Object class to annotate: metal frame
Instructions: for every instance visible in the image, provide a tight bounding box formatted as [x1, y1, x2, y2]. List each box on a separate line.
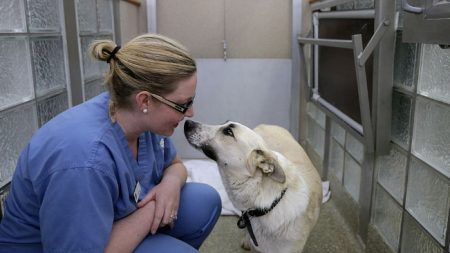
[403, 0, 450, 44]
[63, 0, 84, 106]
[298, 13, 391, 154]
[297, 0, 395, 242]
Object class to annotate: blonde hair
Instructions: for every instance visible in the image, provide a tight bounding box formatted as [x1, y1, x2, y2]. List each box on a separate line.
[89, 33, 196, 114]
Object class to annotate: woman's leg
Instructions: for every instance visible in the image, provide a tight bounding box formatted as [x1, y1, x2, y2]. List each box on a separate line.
[134, 233, 198, 253]
[160, 182, 222, 249]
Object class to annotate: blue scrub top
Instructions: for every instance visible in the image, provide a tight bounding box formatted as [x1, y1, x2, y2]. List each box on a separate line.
[0, 92, 177, 252]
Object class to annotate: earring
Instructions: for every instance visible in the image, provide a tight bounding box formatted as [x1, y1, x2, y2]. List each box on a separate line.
[143, 108, 148, 113]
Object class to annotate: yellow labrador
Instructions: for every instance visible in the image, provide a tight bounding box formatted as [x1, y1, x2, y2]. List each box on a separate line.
[184, 120, 322, 253]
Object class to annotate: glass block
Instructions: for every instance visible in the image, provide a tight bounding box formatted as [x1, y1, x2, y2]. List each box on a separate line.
[329, 138, 344, 182]
[345, 133, 364, 164]
[412, 97, 450, 177]
[372, 185, 402, 251]
[401, 213, 444, 253]
[336, 1, 354, 11]
[37, 92, 69, 127]
[0, 104, 37, 185]
[97, 0, 113, 32]
[418, 44, 450, 104]
[0, 37, 34, 110]
[344, 153, 361, 202]
[306, 102, 326, 129]
[405, 156, 449, 246]
[391, 91, 412, 149]
[80, 36, 101, 81]
[84, 79, 106, 101]
[331, 120, 346, 145]
[77, 0, 97, 33]
[394, 31, 418, 90]
[27, 0, 61, 32]
[0, 0, 26, 32]
[376, 144, 407, 204]
[31, 37, 66, 97]
[354, 0, 374, 9]
[307, 116, 325, 160]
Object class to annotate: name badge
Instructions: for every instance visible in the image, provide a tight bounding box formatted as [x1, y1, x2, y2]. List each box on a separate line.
[133, 182, 142, 203]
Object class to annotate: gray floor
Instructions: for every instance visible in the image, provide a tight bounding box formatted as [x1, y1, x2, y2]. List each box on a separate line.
[200, 200, 364, 253]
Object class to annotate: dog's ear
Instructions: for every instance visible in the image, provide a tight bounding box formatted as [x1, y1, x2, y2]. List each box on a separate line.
[246, 149, 286, 183]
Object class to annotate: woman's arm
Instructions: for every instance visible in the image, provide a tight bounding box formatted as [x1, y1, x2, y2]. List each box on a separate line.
[137, 155, 187, 234]
[104, 200, 156, 253]
[161, 155, 187, 189]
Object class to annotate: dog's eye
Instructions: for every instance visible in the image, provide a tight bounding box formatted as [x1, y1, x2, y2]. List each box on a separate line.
[223, 127, 234, 137]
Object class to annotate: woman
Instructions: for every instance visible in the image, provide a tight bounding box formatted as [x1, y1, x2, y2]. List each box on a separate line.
[0, 33, 221, 252]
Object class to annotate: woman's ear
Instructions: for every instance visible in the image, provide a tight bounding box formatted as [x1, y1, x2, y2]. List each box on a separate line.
[135, 91, 150, 112]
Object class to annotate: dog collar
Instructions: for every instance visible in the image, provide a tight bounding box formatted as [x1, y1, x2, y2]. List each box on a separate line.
[236, 188, 288, 247]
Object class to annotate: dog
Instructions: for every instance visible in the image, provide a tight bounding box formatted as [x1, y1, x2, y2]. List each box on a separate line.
[184, 120, 322, 253]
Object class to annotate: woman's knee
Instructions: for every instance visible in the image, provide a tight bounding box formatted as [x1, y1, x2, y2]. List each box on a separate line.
[182, 183, 222, 212]
[175, 183, 221, 248]
[173, 183, 222, 235]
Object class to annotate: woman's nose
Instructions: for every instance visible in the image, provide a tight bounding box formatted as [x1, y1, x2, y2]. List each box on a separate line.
[184, 106, 194, 117]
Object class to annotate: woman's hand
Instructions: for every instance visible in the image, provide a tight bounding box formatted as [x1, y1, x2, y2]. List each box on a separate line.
[137, 156, 187, 234]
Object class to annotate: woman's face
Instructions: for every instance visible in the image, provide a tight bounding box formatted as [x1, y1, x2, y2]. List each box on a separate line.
[148, 72, 197, 136]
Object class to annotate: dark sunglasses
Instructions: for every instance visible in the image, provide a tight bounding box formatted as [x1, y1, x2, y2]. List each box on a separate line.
[150, 93, 195, 114]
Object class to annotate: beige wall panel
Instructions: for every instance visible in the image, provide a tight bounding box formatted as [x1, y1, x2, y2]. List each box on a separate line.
[226, 0, 291, 58]
[157, 0, 224, 58]
[120, 1, 148, 44]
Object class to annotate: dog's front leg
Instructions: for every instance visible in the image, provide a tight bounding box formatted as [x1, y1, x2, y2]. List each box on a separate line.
[240, 234, 252, 251]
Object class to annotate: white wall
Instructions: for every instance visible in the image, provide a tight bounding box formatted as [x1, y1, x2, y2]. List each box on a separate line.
[172, 58, 292, 159]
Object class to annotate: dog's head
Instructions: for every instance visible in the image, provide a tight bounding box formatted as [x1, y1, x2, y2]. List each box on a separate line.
[184, 120, 285, 183]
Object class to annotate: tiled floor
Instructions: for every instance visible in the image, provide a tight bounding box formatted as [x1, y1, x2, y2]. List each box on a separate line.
[200, 200, 364, 253]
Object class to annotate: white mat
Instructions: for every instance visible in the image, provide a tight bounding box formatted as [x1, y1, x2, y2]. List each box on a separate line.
[183, 159, 331, 216]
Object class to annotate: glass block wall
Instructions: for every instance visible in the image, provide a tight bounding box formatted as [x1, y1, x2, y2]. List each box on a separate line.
[0, 0, 115, 218]
[371, 12, 450, 251]
[304, 0, 450, 252]
[372, 38, 450, 252]
[0, 0, 68, 191]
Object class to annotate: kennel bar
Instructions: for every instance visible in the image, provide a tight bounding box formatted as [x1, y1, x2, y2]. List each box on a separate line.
[357, 19, 390, 67]
[352, 33, 374, 154]
[312, 94, 364, 134]
[297, 37, 353, 49]
[310, 0, 354, 11]
[316, 9, 375, 19]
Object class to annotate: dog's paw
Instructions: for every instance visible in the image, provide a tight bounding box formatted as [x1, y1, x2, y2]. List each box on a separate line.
[240, 237, 251, 251]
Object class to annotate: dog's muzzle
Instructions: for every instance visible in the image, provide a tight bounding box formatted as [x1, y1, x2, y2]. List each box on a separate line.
[184, 120, 218, 161]
[183, 120, 201, 147]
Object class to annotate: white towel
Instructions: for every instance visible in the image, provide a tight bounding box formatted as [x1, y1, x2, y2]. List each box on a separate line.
[184, 159, 240, 215]
[183, 159, 331, 215]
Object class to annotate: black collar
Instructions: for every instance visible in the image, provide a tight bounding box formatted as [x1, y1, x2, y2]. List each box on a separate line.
[236, 188, 287, 247]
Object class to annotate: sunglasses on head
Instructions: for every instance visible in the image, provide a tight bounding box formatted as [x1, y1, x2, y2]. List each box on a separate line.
[150, 93, 195, 114]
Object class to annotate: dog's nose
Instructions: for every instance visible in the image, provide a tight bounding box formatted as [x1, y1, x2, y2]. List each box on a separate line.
[184, 120, 196, 132]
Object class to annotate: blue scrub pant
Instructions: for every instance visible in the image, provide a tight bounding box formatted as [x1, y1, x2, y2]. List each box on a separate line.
[134, 182, 222, 253]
